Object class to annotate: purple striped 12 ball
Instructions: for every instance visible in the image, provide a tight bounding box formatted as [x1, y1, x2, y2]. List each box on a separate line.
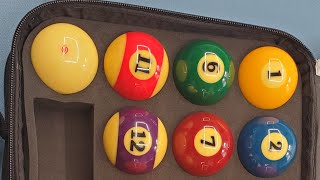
[103, 107, 168, 174]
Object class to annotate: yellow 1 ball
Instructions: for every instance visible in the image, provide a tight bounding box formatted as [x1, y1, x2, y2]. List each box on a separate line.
[238, 46, 298, 109]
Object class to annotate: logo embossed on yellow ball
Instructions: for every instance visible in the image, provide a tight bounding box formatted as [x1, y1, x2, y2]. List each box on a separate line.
[129, 48, 157, 80]
[124, 126, 152, 156]
[261, 59, 287, 88]
[60, 37, 79, 64]
[197, 53, 225, 84]
[194, 126, 222, 157]
[261, 131, 288, 161]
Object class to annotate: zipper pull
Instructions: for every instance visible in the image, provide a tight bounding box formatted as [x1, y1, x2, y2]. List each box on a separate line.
[316, 59, 320, 76]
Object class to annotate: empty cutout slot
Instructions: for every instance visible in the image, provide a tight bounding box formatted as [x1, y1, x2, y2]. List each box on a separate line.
[34, 98, 93, 180]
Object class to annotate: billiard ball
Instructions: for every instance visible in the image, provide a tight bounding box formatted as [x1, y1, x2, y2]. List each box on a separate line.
[238, 46, 298, 109]
[104, 32, 169, 101]
[173, 40, 234, 105]
[31, 23, 98, 94]
[172, 112, 233, 176]
[103, 107, 168, 174]
[237, 116, 297, 178]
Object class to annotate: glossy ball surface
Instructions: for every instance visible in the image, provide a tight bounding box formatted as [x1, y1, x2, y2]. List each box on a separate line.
[173, 40, 234, 105]
[104, 32, 169, 100]
[103, 107, 167, 174]
[172, 112, 233, 176]
[238, 46, 298, 109]
[31, 23, 98, 94]
[237, 116, 297, 178]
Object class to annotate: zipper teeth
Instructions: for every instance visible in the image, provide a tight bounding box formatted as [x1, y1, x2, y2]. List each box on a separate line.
[8, 0, 315, 179]
[8, 1, 58, 179]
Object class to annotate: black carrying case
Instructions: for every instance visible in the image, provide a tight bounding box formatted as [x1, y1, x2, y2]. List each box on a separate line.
[0, 1, 319, 179]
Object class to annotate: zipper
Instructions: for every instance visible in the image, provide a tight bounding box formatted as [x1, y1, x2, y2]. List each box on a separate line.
[7, 0, 317, 179]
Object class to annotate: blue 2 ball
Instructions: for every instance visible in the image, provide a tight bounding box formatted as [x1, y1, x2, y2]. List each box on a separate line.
[237, 116, 297, 178]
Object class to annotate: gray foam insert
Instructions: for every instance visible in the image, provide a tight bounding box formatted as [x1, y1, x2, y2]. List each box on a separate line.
[22, 17, 302, 180]
[34, 99, 93, 180]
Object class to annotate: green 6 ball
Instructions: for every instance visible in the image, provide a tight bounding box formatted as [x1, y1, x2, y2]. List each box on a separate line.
[173, 40, 234, 105]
